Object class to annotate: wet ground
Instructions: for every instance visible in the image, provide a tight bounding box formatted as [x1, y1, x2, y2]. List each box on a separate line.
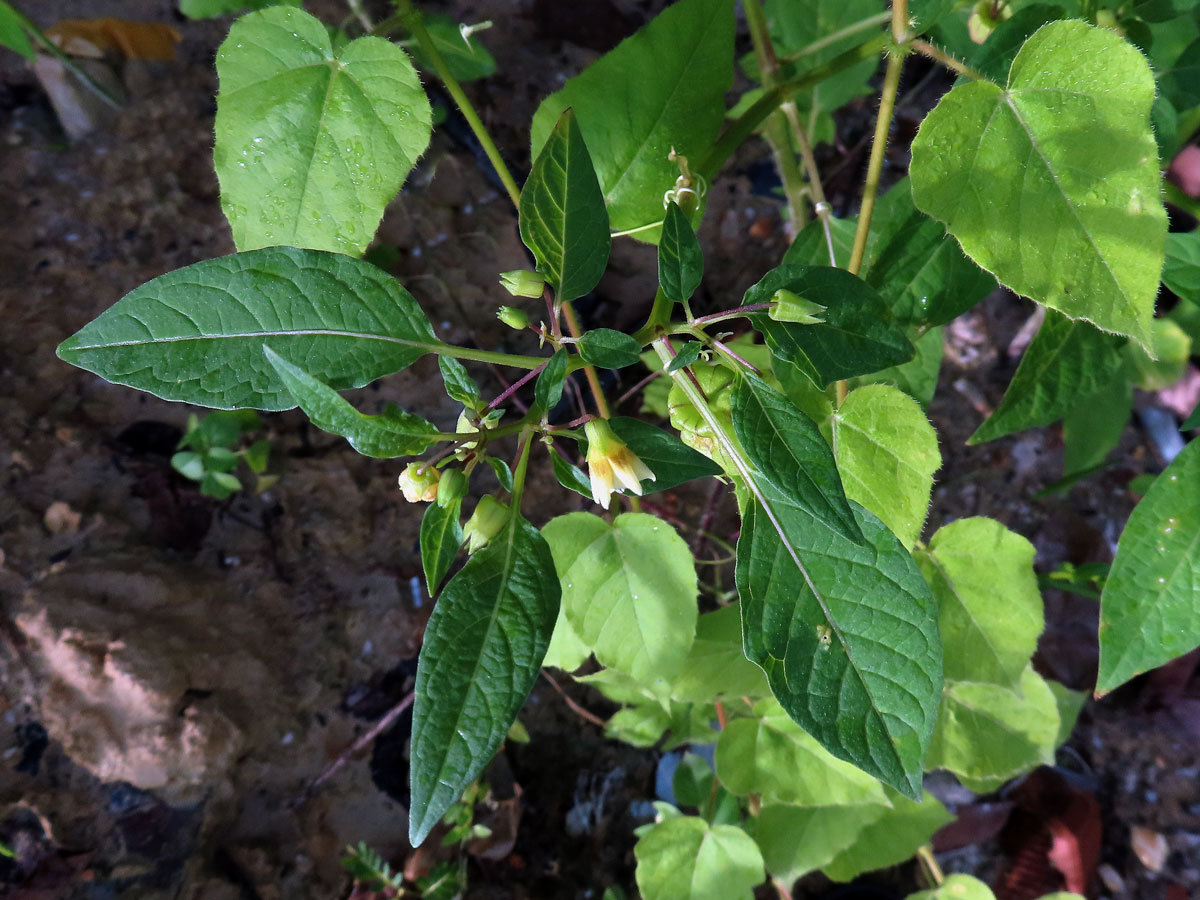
[0, 2, 1197, 898]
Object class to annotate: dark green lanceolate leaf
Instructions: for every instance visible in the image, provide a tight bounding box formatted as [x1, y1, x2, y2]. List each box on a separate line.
[1063, 376, 1132, 476]
[911, 21, 1167, 350]
[849, 326, 943, 408]
[1163, 231, 1200, 304]
[0, 2, 33, 60]
[407, 14, 496, 82]
[737, 492, 942, 797]
[421, 500, 462, 596]
[533, 349, 569, 416]
[577, 329, 642, 369]
[865, 183, 995, 328]
[754, 805, 887, 884]
[634, 816, 764, 900]
[784, 214, 857, 268]
[1160, 37, 1200, 112]
[57, 247, 437, 411]
[832, 385, 941, 550]
[730, 372, 862, 543]
[550, 448, 593, 498]
[214, 7, 432, 256]
[917, 517, 1043, 689]
[927, 667, 1060, 792]
[820, 790, 952, 882]
[408, 516, 560, 845]
[1098, 438, 1200, 694]
[666, 342, 705, 373]
[542, 513, 698, 683]
[715, 700, 888, 806]
[264, 348, 439, 457]
[751, 266, 913, 388]
[658, 202, 704, 301]
[530, 0, 735, 239]
[969, 310, 1127, 444]
[519, 109, 611, 302]
[438, 357, 482, 411]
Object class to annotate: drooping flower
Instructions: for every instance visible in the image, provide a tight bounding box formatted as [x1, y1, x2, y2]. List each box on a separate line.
[463, 495, 510, 553]
[584, 419, 656, 509]
[398, 462, 440, 503]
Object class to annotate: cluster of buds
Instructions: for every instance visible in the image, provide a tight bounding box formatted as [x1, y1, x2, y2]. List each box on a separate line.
[584, 419, 656, 510]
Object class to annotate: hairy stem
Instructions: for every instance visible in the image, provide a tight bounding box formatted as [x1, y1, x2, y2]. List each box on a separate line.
[912, 39, 983, 80]
[394, 0, 522, 210]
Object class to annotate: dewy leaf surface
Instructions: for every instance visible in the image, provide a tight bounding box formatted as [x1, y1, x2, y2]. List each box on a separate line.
[408, 516, 560, 845]
[264, 347, 439, 457]
[910, 20, 1166, 349]
[530, 0, 734, 238]
[969, 309, 1126, 444]
[519, 109, 610, 302]
[832, 384, 941, 550]
[917, 517, 1043, 689]
[731, 372, 863, 544]
[542, 513, 698, 683]
[214, 7, 432, 255]
[57, 247, 437, 411]
[635, 816, 764, 900]
[1098, 437, 1200, 694]
[715, 700, 889, 806]
[736, 492, 942, 797]
[751, 265, 914, 387]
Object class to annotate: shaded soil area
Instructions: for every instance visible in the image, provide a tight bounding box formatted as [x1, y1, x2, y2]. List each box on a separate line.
[0, 2, 1197, 898]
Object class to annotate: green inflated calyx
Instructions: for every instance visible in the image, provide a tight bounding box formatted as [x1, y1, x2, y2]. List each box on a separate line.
[497, 306, 531, 330]
[463, 495, 510, 553]
[499, 269, 546, 299]
[769, 289, 827, 325]
[437, 469, 468, 508]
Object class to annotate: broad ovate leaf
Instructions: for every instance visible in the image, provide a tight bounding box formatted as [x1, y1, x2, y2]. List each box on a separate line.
[754, 804, 888, 884]
[264, 347, 439, 457]
[542, 513, 698, 684]
[57, 247, 437, 410]
[831, 384, 941, 550]
[530, 0, 734, 239]
[911, 21, 1166, 349]
[408, 516, 560, 845]
[1098, 437, 1200, 694]
[715, 700, 889, 807]
[635, 816, 764, 900]
[519, 109, 611, 302]
[669, 605, 769, 703]
[917, 517, 1043, 689]
[821, 790, 952, 882]
[909, 875, 997, 900]
[214, 7, 432, 255]
[926, 667, 1060, 792]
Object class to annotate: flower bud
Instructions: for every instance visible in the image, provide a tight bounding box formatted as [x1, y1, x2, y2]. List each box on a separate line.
[584, 419, 656, 510]
[769, 289, 826, 325]
[437, 468, 469, 507]
[499, 270, 546, 299]
[497, 306, 531, 330]
[968, 0, 1011, 43]
[463, 495, 510, 553]
[398, 462, 440, 503]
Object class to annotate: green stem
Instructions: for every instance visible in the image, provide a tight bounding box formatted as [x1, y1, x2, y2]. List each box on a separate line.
[12, 8, 122, 109]
[781, 11, 892, 63]
[394, 0, 522, 210]
[561, 301, 611, 418]
[699, 31, 891, 181]
[847, 35, 906, 274]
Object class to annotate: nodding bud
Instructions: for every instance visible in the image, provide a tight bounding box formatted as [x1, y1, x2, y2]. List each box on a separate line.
[463, 495, 509, 553]
[497, 306, 531, 330]
[584, 419, 656, 510]
[437, 468, 468, 507]
[398, 462, 440, 503]
[769, 289, 826, 325]
[967, 0, 1011, 43]
[499, 270, 546, 299]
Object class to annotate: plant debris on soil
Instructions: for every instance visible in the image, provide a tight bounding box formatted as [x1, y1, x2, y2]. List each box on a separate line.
[1, 2, 1197, 898]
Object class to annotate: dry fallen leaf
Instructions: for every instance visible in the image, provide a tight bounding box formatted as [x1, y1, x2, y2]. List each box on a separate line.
[1130, 826, 1168, 872]
[45, 18, 181, 60]
[43, 501, 82, 535]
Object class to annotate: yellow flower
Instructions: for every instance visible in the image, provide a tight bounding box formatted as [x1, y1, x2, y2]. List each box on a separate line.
[398, 462, 440, 503]
[584, 419, 656, 509]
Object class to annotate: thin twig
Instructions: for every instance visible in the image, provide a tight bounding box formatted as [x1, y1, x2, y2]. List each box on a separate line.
[616, 370, 663, 409]
[541, 670, 607, 728]
[485, 359, 547, 412]
[912, 39, 983, 80]
[691, 478, 725, 558]
[291, 691, 414, 808]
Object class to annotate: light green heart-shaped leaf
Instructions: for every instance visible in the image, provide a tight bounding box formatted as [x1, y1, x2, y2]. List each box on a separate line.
[635, 816, 764, 900]
[911, 20, 1166, 349]
[214, 7, 432, 255]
